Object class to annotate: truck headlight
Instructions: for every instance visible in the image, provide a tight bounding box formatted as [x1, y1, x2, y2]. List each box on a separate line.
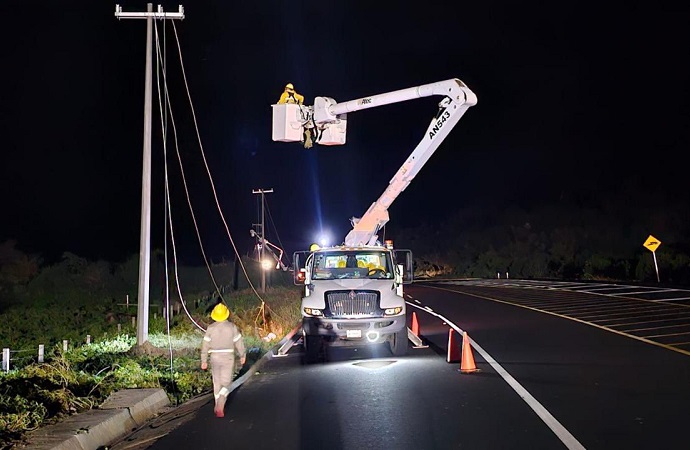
[304, 307, 324, 316]
[384, 307, 402, 316]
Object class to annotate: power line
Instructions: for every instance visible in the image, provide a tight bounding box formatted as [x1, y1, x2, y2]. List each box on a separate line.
[252, 188, 273, 293]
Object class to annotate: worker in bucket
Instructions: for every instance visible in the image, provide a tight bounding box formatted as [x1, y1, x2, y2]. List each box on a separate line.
[201, 303, 247, 418]
[277, 82, 304, 105]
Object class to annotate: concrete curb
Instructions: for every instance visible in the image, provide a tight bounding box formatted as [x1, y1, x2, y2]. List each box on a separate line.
[23, 388, 170, 450]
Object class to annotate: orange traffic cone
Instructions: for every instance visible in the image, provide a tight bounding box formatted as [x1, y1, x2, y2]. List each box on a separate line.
[447, 328, 461, 363]
[411, 311, 420, 337]
[460, 331, 480, 373]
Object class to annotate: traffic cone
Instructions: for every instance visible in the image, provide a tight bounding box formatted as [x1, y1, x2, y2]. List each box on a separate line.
[460, 331, 480, 374]
[411, 311, 420, 337]
[447, 328, 461, 363]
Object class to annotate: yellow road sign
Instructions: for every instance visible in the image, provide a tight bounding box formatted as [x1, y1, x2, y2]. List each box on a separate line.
[643, 235, 661, 252]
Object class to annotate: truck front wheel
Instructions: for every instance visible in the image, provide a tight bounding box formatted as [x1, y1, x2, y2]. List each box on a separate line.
[389, 329, 408, 356]
[303, 334, 322, 364]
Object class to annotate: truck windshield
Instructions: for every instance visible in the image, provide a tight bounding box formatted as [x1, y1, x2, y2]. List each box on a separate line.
[312, 250, 393, 280]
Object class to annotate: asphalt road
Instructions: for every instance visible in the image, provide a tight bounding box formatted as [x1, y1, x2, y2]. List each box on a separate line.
[111, 281, 690, 450]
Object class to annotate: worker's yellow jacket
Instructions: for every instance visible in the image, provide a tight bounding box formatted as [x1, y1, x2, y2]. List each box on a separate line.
[278, 91, 304, 105]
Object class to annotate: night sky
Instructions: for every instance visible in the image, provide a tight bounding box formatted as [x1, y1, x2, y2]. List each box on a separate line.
[1, 1, 688, 265]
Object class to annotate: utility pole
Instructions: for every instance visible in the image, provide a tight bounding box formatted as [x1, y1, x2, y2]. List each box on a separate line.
[115, 4, 184, 346]
[252, 188, 273, 292]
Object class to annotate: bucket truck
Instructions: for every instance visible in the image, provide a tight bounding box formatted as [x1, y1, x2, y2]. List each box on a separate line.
[271, 78, 477, 362]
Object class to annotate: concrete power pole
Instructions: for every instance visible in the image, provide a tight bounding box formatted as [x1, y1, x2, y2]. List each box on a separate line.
[252, 188, 273, 293]
[114, 4, 184, 346]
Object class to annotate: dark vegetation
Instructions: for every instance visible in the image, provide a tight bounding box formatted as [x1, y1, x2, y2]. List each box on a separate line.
[393, 197, 690, 285]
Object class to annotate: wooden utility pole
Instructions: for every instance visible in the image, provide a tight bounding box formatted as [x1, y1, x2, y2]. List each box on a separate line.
[252, 188, 273, 292]
[115, 4, 184, 346]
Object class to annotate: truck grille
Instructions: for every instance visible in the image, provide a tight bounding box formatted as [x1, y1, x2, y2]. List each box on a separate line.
[326, 290, 381, 318]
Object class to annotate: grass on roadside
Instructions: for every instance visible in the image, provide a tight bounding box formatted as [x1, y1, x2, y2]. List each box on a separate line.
[0, 285, 302, 449]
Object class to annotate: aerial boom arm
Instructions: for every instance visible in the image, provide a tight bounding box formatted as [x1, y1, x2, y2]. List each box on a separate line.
[315, 79, 474, 125]
[332, 79, 477, 246]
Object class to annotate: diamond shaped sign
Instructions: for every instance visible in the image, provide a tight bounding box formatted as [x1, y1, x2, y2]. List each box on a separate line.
[643, 235, 661, 253]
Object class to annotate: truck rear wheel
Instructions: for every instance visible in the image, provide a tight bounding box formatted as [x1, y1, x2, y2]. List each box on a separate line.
[389, 329, 408, 356]
[303, 334, 322, 364]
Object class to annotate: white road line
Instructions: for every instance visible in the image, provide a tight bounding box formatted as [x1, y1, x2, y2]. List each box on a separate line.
[425, 280, 690, 304]
[407, 301, 587, 450]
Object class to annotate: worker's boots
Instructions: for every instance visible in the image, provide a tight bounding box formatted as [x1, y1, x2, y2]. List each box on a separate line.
[214, 390, 228, 418]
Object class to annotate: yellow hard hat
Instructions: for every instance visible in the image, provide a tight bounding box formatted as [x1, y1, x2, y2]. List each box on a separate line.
[285, 83, 294, 91]
[211, 303, 230, 322]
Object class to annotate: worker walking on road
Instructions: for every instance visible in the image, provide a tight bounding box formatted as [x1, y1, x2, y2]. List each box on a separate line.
[201, 303, 246, 418]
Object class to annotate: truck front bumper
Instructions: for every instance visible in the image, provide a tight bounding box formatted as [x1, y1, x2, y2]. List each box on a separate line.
[302, 315, 406, 345]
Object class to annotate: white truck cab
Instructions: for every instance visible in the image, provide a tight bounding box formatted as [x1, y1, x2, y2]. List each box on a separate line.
[294, 242, 413, 362]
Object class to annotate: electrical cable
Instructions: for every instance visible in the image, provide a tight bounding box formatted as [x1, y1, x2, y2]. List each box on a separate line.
[169, 21, 279, 330]
[150, 20, 282, 338]
[264, 198, 288, 263]
[152, 21, 206, 334]
[153, 20, 177, 402]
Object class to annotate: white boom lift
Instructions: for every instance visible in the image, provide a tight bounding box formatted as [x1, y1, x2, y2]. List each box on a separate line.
[271, 78, 476, 362]
[272, 78, 477, 246]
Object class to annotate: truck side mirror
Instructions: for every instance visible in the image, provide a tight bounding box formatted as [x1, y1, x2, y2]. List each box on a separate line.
[293, 251, 311, 285]
[394, 249, 414, 284]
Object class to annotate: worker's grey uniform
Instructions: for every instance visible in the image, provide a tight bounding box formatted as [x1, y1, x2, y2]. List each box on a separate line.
[201, 320, 246, 412]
